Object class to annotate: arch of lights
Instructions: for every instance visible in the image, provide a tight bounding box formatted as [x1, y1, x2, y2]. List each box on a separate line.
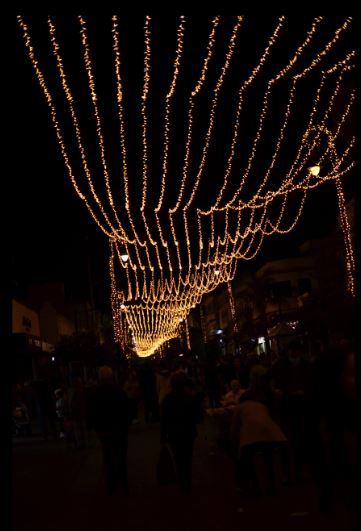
[18, 16, 355, 357]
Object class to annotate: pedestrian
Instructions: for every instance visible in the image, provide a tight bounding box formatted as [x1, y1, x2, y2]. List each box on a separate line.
[271, 342, 311, 480]
[160, 370, 199, 493]
[231, 365, 290, 495]
[87, 366, 131, 495]
[156, 362, 172, 407]
[54, 388, 67, 440]
[123, 369, 141, 423]
[138, 363, 159, 423]
[68, 375, 87, 448]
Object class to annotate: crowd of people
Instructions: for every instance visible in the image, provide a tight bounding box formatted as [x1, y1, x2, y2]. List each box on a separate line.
[12, 337, 354, 511]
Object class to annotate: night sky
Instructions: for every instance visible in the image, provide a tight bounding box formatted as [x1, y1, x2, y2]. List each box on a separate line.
[11, 15, 355, 311]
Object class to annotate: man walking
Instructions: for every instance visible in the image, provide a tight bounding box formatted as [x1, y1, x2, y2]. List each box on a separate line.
[87, 366, 131, 495]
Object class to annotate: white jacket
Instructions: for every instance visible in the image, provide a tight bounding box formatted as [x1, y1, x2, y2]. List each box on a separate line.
[232, 399, 286, 449]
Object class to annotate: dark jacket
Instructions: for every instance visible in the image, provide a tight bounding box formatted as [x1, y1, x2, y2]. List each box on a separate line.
[161, 391, 198, 444]
[87, 383, 131, 433]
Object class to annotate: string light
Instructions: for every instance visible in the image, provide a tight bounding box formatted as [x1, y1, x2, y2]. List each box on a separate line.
[156, 15, 186, 212]
[227, 282, 238, 335]
[185, 318, 191, 351]
[17, 16, 118, 239]
[200, 305, 207, 344]
[18, 16, 355, 356]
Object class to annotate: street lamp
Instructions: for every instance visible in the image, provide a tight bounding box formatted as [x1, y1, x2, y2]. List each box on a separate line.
[120, 246, 129, 262]
[307, 165, 320, 177]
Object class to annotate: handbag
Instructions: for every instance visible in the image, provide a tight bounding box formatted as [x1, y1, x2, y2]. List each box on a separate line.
[156, 444, 177, 485]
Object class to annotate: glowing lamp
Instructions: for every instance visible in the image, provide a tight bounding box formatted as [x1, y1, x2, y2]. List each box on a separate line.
[308, 165, 320, 177]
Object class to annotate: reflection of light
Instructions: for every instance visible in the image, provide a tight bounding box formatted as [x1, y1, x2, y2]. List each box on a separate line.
[179, 318, 183, 323]
[192, 304, 196, 308]
[258, 336, 265, 344]
[215, 270, 220, 276]
[287, 320, 299, 330]
[216, 329, 223, 335]
[179, 353, 184, 357]
[51, 357, 55, 361]
[308, 165, 320, 176]
[120, 304, 126, 310]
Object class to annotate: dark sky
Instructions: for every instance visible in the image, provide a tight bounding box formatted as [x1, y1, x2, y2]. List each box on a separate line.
[11, 15, 355, 309]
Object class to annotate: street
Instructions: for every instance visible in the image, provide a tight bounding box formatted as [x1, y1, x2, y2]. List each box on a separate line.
[13, 415, 354, 531]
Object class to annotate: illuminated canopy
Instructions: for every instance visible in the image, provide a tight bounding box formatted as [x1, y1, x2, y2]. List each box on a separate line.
[18, 15, 355, 356]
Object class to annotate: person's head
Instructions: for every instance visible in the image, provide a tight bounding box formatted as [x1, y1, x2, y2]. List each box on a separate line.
[170, 370, 187, 393]
[338, 338, 352, 354]
[69, 373, 82, 387]
[158, 361, 169, 373]
[234, 357, 241, 370]
[14, 390, 22, 401]
[230, 379, 241, 392]
[98, 366, 114, 384]
[54, 388, 63, 398]
[287, 342, 303, 364]
[270, 350, 278, 361]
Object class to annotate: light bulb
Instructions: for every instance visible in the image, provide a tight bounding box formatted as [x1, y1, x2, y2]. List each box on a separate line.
[307, 165, 320, 177]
